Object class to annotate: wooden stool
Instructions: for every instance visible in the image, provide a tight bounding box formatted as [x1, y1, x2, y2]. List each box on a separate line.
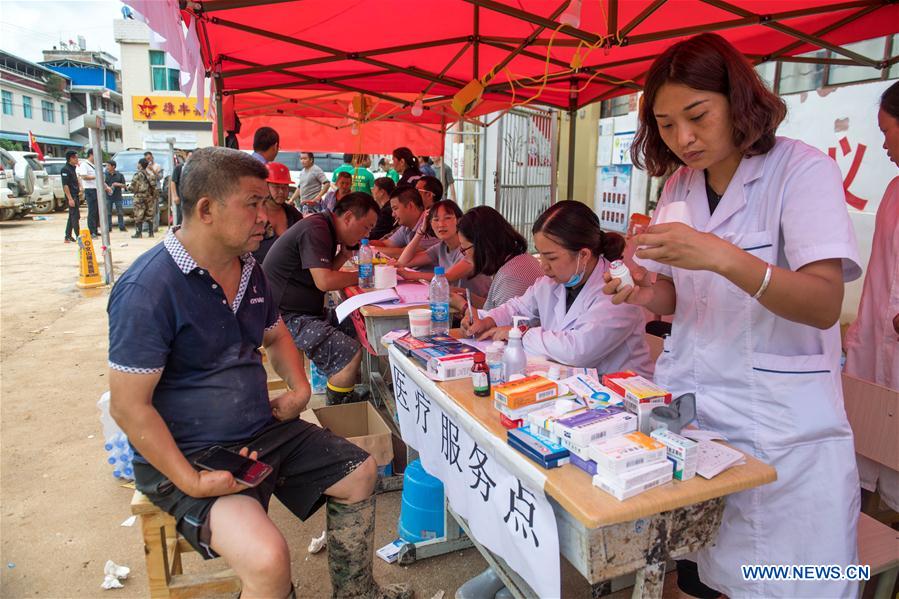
[131, 491, 241, 598]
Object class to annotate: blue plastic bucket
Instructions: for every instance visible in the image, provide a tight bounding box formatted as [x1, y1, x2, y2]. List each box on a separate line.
[397, 459, 445, 542]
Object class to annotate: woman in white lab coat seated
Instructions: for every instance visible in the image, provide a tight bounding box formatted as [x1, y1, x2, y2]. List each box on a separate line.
[605, 33, 861, 599]
[844, 80, 899, 512]
[463, 200, 653, 379]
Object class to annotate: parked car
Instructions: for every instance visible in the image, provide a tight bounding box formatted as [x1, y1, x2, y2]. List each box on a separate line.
[111, 149, 173, 225]
[7, 151, 54, 214]
[41, 158, 70, 212]
[0, 148, 32, 220]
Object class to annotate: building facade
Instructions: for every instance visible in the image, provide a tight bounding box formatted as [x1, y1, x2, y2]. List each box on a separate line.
[0, 51, 76, 156]
[41, 44, 124, 155]
[113, 19, 212, 151]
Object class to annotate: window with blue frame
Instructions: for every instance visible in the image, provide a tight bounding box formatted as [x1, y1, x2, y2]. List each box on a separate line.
[41, 100, 54, 122]
[1, 91, 12, 115]
[23, 96, 32, 119]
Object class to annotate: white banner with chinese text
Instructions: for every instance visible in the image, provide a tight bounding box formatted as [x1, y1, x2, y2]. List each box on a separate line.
[388, 346, 560, 598]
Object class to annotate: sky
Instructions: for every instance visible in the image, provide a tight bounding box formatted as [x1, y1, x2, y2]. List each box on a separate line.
[0, 0, 124, 65]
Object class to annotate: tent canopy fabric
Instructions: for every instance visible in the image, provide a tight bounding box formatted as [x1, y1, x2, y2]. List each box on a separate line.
[186, 0, 899, 116]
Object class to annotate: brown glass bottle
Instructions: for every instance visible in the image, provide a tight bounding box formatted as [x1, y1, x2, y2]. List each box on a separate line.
[471, 353, 490, 397]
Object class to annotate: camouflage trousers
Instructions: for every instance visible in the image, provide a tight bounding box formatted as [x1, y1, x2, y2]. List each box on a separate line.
[132, 195, 156, 224]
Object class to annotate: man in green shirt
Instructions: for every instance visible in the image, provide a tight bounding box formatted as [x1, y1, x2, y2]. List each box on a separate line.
[378, 157, 399, 183]
[331, 154, 374, 195]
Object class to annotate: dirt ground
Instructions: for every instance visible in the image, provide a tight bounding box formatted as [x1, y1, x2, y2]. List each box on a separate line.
[0, 216, 683, 598]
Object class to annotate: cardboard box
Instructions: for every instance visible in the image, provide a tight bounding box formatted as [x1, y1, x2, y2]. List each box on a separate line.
[314, 403, 394, 466]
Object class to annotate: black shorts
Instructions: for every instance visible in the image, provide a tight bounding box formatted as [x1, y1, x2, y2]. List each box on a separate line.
[284, 313, 360, 378]
[133, 419, 370, 559]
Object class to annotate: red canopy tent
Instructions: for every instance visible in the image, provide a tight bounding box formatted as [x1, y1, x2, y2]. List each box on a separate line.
[183, 0, 898, 116]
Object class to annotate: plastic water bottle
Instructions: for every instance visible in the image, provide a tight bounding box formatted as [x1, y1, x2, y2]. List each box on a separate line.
[486, 341, 505, 386]
[358, 238, 374, 289]
[429, 266, 450, 334]
[501, 316, 528, 380]
[98, 392, 134, 481]
[310, 361, 327, 394]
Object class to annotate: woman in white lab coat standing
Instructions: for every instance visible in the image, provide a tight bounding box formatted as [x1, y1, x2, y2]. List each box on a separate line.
[606, 34, 861, 598]
[465, 200, 653, 378]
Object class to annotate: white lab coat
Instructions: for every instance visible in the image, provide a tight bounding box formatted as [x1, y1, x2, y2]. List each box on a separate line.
[486, 258, 654, 378]
[638, 138, 862, 598]
[845, 175, 899, 510]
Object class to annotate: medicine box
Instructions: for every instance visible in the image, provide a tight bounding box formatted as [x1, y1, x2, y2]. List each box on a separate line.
[595, 458, 673, 490]
[494, 398, 556, 422]
[493, 376, 559, 410]
[507, 426, 570, 469]
[589, 431, 667, 475]
[525, 399, 586, 442]
[569, 452, 599, 476]
[554, 406, 636, 447]
[651, 429, 699, 462]
[603, 371, 672, 405]
[592, 469, 672, 501]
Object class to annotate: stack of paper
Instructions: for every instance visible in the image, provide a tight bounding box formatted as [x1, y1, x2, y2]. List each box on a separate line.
[696, 441, 745, 479]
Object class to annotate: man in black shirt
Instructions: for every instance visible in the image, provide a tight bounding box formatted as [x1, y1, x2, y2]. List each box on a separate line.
[263, 193, 378, 405]
[61, 150, 80, 243]
[104, 160, 127, 231]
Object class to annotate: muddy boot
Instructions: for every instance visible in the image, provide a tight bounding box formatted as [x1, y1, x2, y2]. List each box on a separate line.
[327, 497, 413, 599]
[326, 382, 355, 406]
[131, 226, 142, 239]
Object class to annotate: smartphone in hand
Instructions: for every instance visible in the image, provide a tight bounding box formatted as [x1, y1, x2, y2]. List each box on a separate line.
[192, 445, 273, 487]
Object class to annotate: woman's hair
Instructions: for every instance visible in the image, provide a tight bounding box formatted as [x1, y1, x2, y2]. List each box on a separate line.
[392, 146, 419, 170]
[631, 33, 787, 177]
[532, 201, 624, 262]
[881, 80, 899, 119]
[373, 176, 395, 195]
[425, 199, 463, 236]
[458, 206, 528, 276]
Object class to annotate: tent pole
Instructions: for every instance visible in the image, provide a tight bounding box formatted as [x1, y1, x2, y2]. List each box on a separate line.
[215, 81, 224, 146]
[566, 108, 576, 201]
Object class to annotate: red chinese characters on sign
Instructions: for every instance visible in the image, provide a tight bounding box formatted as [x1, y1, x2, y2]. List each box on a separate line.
[828, 136, 869, 211]
[162, 102, 176, 115]
[179, 102, 191, 115]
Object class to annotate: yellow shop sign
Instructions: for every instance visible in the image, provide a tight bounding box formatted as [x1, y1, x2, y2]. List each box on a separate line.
[132, 96, 211, 121]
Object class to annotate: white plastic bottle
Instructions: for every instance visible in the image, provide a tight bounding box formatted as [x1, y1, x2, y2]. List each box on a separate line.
[429, 266, 450, 334]
[358, 239, 374, 289]
[486, 341, 505, 386]
[609, 259, 634, 292]
[501, 316, 528, 379]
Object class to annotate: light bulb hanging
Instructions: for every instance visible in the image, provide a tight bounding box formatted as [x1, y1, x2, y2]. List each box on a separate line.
[411, 98, 424, 117]
[560, 0, 581, 28]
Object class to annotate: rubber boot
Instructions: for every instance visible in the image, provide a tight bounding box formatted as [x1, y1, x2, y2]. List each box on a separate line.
[327, 497, 413, 599]
[326, 382, 355, 406]
[131, 225, 142, 239]
[455, 568, 505, 599]
[147, 222, 154, 238]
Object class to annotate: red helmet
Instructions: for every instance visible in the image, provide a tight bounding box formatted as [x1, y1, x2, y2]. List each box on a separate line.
[266, 162, 292, 185]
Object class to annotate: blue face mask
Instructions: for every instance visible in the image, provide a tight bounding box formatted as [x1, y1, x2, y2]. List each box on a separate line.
[563, 253, 585, 288]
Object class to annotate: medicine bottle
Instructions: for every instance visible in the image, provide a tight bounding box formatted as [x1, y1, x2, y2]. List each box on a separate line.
[471, 353, 490, 397]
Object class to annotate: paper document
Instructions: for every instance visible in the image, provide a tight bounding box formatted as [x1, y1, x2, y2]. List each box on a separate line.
[335, 289, 398, 322]
[696, 441, 745, 479]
